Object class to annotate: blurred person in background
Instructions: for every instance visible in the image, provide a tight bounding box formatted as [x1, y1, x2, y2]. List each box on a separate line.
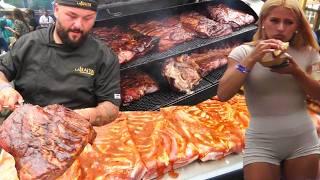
[0, 0, 120, 126]
[39, 9, 54, 28]
[5, 8, 30, 40]
[0, 18, 8, 53]
[25, 9, 38, 31]
[2, 11, 13, 45]
[217, 0, 320, 179]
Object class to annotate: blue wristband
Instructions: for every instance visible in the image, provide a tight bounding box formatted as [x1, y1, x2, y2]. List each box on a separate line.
[235, 64, 250, 74]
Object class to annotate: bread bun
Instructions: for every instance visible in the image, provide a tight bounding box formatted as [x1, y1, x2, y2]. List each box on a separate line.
[260, 42, 290, 67]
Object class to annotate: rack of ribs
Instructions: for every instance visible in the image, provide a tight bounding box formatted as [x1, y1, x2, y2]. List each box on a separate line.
[207, 4, 255, 30]
[180, 11, 233, 38]
[0, 104, 96, 180]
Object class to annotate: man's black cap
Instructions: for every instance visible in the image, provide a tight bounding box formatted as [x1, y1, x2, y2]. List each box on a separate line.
[56, 0, 98, 11]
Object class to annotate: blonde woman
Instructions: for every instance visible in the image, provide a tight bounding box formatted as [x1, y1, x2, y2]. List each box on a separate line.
[218, 0, 320, 179]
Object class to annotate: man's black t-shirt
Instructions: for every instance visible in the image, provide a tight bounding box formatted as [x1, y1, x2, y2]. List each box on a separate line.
[0, 25, 121, 109]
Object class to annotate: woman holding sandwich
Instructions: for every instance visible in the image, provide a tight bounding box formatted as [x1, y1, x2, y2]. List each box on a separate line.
[218, 0, 320, 179]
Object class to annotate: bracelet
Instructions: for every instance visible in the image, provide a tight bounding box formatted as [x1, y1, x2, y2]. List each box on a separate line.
[0, 83, 12, 91]
[235, 64, 250, 74]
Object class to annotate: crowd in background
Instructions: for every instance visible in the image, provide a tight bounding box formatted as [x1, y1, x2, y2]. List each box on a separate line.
[0, 8, 55, 54]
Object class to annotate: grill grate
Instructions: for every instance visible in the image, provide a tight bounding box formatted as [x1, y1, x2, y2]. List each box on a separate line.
[120, 25, 257, 71]
[96, 0, 258, 24]
[120, 78, 214, 111]
[100, 0, 258, 111]
[203, 65, 227, 85]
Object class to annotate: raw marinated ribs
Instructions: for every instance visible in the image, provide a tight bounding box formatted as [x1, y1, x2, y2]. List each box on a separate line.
[196, 98, 248, 154]
[207, 4, 255, 30]
[309, 110, 320, 135]
[121, 70, 159, 105]
[0, 104, 96, 180]
[130, 17, 197, 52]
[59, 115, 147, 179]
[307, 97, 320, 114]
[180, 11, 233, 38]
[0, 95, 250, 179]
[162, 100, 247, 161]
[226, 94, 250, 127]
[92, 26, 158, 64]
[125, 111, 198, 179]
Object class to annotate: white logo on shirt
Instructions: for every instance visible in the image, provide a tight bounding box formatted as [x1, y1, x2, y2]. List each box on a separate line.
[114, 94, 121, 99]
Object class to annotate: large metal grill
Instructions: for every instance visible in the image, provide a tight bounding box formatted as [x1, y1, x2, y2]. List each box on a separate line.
[95, 0, 258, 111]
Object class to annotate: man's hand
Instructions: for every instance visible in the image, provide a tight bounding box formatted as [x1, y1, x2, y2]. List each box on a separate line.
[0, 85, 24, 111]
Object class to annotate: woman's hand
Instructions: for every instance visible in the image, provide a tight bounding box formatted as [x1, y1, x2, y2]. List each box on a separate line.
[270, 56, 301, 75]
[247, 39, 285, 65]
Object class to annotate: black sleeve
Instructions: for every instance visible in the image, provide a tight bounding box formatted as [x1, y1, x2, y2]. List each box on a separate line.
[0, 37, 26, 81]
[94, 46, 121, 107]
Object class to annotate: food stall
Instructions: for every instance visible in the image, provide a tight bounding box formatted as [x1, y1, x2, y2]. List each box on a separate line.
[0, 0, 267, 179]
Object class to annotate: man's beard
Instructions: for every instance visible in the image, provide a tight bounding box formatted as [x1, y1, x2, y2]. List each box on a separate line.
[56, 21, 88, 49]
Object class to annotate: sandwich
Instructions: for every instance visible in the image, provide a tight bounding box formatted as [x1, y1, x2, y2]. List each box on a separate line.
[260, 42, 291, 68]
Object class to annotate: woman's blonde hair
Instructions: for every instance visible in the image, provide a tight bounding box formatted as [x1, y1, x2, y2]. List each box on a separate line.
[253, 0, 319, 50]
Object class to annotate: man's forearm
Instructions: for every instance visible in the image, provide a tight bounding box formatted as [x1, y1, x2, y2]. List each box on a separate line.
[75, 101, 119, 126]
[93, 101, 119, 126]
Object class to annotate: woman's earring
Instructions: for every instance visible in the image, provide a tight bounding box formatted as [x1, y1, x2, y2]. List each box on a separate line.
[295, 30, 299, 34]
[262, 26, 265, 29]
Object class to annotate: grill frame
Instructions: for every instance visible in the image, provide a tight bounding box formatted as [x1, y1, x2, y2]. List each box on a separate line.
[95, 0, 258, 22]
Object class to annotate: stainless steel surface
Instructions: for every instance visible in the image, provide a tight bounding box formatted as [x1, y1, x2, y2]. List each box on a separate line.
[163, 153, 243, 180]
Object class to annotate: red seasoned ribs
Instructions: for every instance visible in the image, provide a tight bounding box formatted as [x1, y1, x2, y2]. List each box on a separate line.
[130, 17, 197, 52]
[207, 4, 255, 30]
[191, 48, 232, 77]
[125, 111, 198, 179]
[180, 11, 233, 38]
[92, 26, 158, 64]
[121, 70, 159, 105]
[0, 104, 96, 180]
[60, 116, 148, 179]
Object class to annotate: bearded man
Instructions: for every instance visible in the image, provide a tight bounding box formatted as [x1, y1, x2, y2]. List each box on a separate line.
[0, 0, 121, 126]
